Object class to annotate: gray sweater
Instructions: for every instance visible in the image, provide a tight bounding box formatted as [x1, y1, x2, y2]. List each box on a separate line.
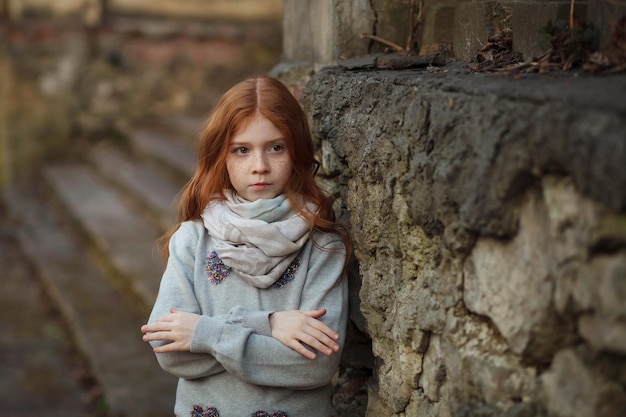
[147, 220, 348, 417]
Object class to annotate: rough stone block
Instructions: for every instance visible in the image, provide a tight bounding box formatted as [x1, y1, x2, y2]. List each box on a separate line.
[302, 67, 626, 416]
[464, 191, 555, 356]
[576, 254, 626, 353]
[335, 0, 374, 59]
[418, 335, 445, 402]
[370, 0, 412, 53]
[419, 5, 456, 55]
[283, 0, 320, 63]
[453, 2, 490, 61]
[541, 348, 626, 417]
[588, 0, 626, 50]
[542, 176, 599, 266]
[283, 0, 375, 65]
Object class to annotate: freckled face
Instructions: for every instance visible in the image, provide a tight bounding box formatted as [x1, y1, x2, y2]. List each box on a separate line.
[226, 114, 293, 201]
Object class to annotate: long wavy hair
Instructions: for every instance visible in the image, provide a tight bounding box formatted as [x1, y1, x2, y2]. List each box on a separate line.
[159, 76, 351, 262]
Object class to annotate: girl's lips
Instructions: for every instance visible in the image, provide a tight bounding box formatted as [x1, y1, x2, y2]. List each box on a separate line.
[251, 183, 271, 190]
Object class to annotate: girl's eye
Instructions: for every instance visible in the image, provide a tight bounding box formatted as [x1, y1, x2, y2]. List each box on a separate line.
[270, 144, 285, 152]
[234, 147, 248, 154]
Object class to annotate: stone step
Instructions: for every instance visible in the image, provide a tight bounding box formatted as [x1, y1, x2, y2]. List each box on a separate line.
[43, 164, 164, 315]
[2, 186, 178, 417]
[89, 140, 181, 232]
[166, 113, 205, 138]
[129, 126, 197, 183]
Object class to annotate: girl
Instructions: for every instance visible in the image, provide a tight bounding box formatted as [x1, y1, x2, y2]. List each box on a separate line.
[141, 76, 351, 417]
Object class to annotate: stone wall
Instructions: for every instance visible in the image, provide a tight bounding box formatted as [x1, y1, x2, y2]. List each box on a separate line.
[301, 66, 626, 417]
[280, 0, 625, 73]
[276, 2, 626, 414]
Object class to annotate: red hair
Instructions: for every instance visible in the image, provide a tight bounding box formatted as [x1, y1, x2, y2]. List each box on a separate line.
[159, 76, 351, 261]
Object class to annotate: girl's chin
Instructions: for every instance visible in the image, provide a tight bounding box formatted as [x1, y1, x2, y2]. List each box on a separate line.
[238, 191, 282, 202]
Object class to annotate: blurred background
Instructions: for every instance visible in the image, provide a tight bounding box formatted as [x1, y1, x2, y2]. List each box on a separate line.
[0, 1, 286, 416]
[0, 0, 283, 184]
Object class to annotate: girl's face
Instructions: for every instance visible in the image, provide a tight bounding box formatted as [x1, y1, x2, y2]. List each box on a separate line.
[226, 114, 293, 201]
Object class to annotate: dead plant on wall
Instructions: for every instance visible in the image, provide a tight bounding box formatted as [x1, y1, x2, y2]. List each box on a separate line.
[474, 0, 626, 75]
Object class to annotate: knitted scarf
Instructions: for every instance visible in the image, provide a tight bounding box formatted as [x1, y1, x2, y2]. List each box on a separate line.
[201, 191, 312, 288]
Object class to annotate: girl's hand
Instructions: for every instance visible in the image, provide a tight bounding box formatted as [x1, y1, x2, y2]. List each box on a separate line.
[269, 309, 341, 360]
[141, 308, 200, 353]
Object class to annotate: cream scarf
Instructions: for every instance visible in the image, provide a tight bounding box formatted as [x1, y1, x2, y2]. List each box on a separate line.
[201, 191, 312, 288]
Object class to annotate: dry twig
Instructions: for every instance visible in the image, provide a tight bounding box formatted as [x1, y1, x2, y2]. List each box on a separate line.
[359, 33, 405, 52]
[406, 0, 423, 52]
[360, 0, 424, 54]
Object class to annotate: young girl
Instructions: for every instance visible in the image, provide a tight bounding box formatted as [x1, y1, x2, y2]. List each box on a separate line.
[141, 76, 351, 417]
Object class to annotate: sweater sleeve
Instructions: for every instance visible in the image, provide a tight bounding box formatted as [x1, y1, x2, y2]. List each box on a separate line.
[147, 222, 226, 380]
[189, 235, 349, 389]
[148, 223, 278, 379]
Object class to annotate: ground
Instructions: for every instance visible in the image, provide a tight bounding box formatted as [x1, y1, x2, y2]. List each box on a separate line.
[0, 204, 106, 417]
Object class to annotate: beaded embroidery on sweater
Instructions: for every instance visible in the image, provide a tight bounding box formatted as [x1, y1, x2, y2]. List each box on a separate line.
[191, 405, 220, 417]
[271, 258, 300, 288]
[205, 251, 232, 284]
[190, 405, 289, 417]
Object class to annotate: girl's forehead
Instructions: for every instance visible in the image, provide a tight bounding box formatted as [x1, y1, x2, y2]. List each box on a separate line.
[229, 114, 284, 144]
[232, 113, 263, 133]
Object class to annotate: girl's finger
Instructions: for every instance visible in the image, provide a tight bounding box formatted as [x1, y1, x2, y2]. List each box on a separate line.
[301, 309, 326, 319]
[289, 340, 316, 360]
[142, 322, 171, 333]
[302, 328, 339, 354]
[302, 336, 333, 356]
[307, 318, 339, 340]
[153, 342, 177, 353]
[144, 334, 167, 343]
[155, 314, 175, 323]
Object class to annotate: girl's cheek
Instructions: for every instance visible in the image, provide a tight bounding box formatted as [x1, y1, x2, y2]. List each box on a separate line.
[229, 159, 248, 172]
[276, 156, 293, 169]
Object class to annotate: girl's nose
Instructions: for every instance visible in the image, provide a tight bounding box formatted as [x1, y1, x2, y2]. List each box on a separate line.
[251, 153, 269, 174]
